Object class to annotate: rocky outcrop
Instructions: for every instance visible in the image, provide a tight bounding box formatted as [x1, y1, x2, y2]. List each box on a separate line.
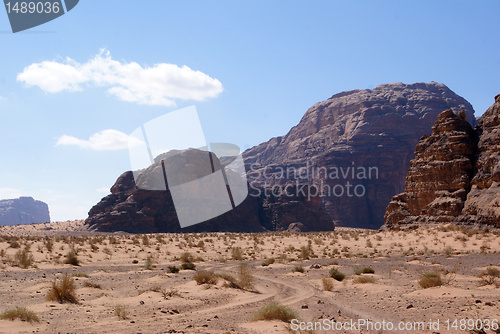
[85, 149, 334, 233]
[461, 94, 500, 226]
[384, 95, 500, 228]
[243, 82, 475, 228]
[0, 197, 50, 226]
[384, 109, 476, 226]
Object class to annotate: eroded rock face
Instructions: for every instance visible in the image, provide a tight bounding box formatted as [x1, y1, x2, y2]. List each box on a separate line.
[0, 197, 50, 226]
[461, 95, 500, 226]
[384, 110, 476, 227]
[385, 95, 500, 228]
[85, 149, 334, 233]
[244, 82, 475, 228]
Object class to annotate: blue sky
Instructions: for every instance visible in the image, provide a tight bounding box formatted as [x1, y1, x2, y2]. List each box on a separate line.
[0, 1, 499, 222]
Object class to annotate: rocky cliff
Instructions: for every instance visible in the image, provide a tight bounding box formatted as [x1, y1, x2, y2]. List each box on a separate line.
[243, 82, 475, 228]
[85, 149, 333, 233]
[0, 197, 50, 226]
[384, 94, 500, 228]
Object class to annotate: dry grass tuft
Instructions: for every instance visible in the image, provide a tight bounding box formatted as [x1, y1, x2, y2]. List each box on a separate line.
[115, 305, 128, 319]
[14, 248, 33, 269]
[0, 306, 40, 323]
[478, 267, 500, 286]
[249, 302, 298, 323]
[322, 277, 334, 291]
[329, 268, 346, 281]
[353, 276, 376, 284]
[237, 263, 254, 290]
[64, 250, 79, 266]
[46, 273, 78, 304]
[194, 270, 219, 285]
[418, 272, 442, 289]
[83, 281, 102, 289]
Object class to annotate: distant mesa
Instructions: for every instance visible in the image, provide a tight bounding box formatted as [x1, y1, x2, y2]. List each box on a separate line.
[0, 196, 50, 226]
[384, 94, 500, 228]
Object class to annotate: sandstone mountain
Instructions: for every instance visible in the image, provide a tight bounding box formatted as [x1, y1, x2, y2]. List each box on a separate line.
[85, 149, 333, 233]
[0, 196, 50, 226]
[384, 94, 500, 228]
[243, 82, 475, 228]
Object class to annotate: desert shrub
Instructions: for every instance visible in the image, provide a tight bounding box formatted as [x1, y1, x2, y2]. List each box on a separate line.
[194, 270, 219, 285]
[292, 266, 304, 273]
[142, 235, 150, 246]
[329, 268, 346, 281]
[8, 239, 21, 249]
[144, 255, 153, 270]
[83, 281, 101, 289]
[180, 252, 195, 263]
[0, 306, 40, 323]
[353, 276, 376, 284]
[249, 302, 298, 323]
[132, 259, 138, 264]
[478, 267, 500, 286]
[115, 305, 128, 319]
[45, 239, 53, 252]
[64, 250, 79, 266]
[443, 246, 454, 256]
[181, 261, 196, 270]
[46, 273, 78, 303]
[168, 266, 180, 273]
[72, 273, 89, 278]
[161, 288, 180, 299]
[14, 248, 33, 269]
[265, 257, 275, 265]
[217, 273, 239, 288]
[300, 246, 310, 260]
[322, 277, 334, 291]
[354, 267, 375, 275]
[231, 247, 244, 260]
[238, 263, 254, 290]
[418, 272, 442, 289]
[329, 260, 339, 266]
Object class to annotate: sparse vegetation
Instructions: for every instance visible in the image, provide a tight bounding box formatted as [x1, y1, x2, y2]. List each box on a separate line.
[115, 305, 128, 319]
[0, 306, 40, 323]
[329, 268, 346, 281]
[237, 263, 254, 290]
[64, 250, 79, 266]
[231, 247, 244, 260]
[478, 267, 500, 286]
[83, 281, 102, 289]
[292, 266, 304, 273]
[46, 273, 78, 303]
[354, 267, 375, 275]
[144, 255, 153, 270]
[322, 277, 334, 291]
[418, 272, 442, 289]
[14, 247, 33, 269]
[249, 302, 298, 323]
[194, 269, 219, 285]
[353, 276, 376, 284]
[181, 261, 196, 270]
[168, 265, 180, 273]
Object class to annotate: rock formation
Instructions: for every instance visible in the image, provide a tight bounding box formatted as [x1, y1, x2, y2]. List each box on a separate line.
[384, 95, 500, 228]
[0, 197, 50, 226]
[85, 149, 333, 233]
[243, 82, 475, 228]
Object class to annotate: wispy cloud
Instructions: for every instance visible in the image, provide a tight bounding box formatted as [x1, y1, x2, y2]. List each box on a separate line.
[0, 188, 23, 199]
[56, 129, 143, 150]
[17, 49, 223, 106]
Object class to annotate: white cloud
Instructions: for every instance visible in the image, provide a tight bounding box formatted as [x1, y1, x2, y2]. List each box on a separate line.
[0, 188, 23, 199]
[56, 129, 143, 150]
[17, 49, 224, 106]
[96, 187, 110, 194]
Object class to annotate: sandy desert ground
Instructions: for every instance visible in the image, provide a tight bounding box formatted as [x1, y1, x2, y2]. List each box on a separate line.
[0, 221, 499, 334]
